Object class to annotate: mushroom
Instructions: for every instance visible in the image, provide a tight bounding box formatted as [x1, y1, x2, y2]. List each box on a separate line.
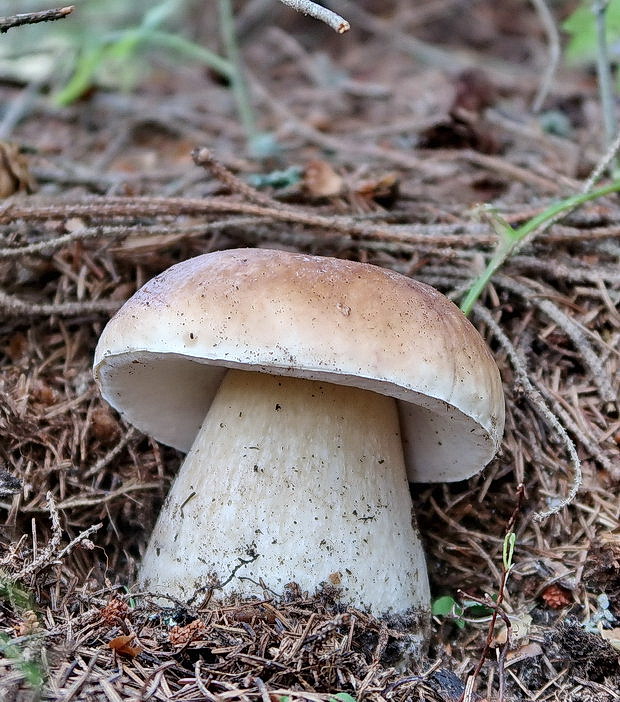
[93, 248, 504, 633]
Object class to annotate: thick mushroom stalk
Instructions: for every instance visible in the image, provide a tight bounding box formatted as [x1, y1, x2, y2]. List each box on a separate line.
[139, 369, 430, 619]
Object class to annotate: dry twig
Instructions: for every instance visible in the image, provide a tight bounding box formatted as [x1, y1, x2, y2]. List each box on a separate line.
[0, 5, 74, 33]
[277, 0, 349, 33]
[14, 491, 102, 579]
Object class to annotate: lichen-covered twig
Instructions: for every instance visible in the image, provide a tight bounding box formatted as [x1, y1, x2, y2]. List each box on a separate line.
[278, 0, 349, 33]
[14, 492, 102, 579]
[0, 288, 120, 317]
[0, 5, 73, 33]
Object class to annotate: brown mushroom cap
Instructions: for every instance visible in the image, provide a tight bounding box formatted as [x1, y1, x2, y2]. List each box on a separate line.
[93, 248, 504, 482]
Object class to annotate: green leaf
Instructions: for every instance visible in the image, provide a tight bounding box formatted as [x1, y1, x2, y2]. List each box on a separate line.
[503, 531, 516, 572]
[0, 633, 43, 689]
[462, 602, 493, 618]
[431, 595, 465, 627]
[460, 179, 620, 315]
[431, 595, 460, 617]
[54, 42, 108, 105]
[563, 0, 620, 63]
[0, 574, 35, 612]
[332, 694, 357, 702]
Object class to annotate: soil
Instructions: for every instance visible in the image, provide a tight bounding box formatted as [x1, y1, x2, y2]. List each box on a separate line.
[0, 2, 619, 701]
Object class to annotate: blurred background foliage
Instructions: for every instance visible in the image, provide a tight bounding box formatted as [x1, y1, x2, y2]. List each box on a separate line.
[0, 0, 213, 104]
[0, 1, 619, 105]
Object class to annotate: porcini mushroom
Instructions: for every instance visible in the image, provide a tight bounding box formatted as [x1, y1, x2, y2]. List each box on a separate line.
[93, 248, 504, 633]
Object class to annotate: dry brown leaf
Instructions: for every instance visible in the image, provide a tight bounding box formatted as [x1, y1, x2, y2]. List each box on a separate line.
[303, 160, 343, 198]
[0, 141, 35, 197]
[107, 634, 142, 657]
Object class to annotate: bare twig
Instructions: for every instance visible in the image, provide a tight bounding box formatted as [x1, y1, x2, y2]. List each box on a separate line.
[0, 195, 495, 246]
[56, 522, 102, 560]
[0, 288, 120, 317]
[192, 147, 281, 207]
[0, 220, 262, 259]
[278, 0, 349, 33]
[83, 428, 137, 479]
[0, 5, 73, 33]
[581, 128, 620, 193]
[14, 491, 101, 578]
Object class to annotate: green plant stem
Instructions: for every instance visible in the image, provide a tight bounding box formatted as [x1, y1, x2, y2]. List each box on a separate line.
[148, 31, 233, 78]
[460, 179, 620, 315]
[593, 0, 618, 166]
[218, 0, 258, 148]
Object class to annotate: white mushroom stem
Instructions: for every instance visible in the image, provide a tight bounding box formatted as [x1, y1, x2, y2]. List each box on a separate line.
[139, 369, 430, 619]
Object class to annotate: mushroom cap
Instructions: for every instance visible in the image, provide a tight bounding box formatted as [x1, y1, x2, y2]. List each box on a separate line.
[93, 248, 504, 482]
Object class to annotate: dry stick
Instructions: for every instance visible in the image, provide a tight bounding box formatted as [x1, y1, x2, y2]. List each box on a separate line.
[495, 275, 617, 405]
[509, 255, 620, 285]
[581, 128, 620, 194]
[0, 288, 119, 317]
[0, 5, 73, 33]
[0, 219, 267, 259]
[55, 481, 161, 511]
[3, 211, 615, 262]
[473, 305, 582, 520]
[192, 147, 283, 208]
[14, 491, 101, 579]
[0, 196, 496, 246]
[529, 0, 561, 113]
[277, 0, 349, 33]
[511, 126, 620, 255]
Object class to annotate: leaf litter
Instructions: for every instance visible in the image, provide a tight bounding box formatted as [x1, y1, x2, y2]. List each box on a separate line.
[0, 2, 619, 701]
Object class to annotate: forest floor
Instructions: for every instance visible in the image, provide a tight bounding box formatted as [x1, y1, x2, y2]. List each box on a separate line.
[0, 2, 619, 701]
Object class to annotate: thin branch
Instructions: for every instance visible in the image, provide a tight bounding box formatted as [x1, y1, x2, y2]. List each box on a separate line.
[581, 128, 620, 193]
[192, 147, 279, 207]
[83, 428, 137, 479]
[0, 288, 119, 317]
[0, 196, 495, 246]
[278, 0, 349, 33]
[0, 219, 263, 259]
[0, 5, 73, 33]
